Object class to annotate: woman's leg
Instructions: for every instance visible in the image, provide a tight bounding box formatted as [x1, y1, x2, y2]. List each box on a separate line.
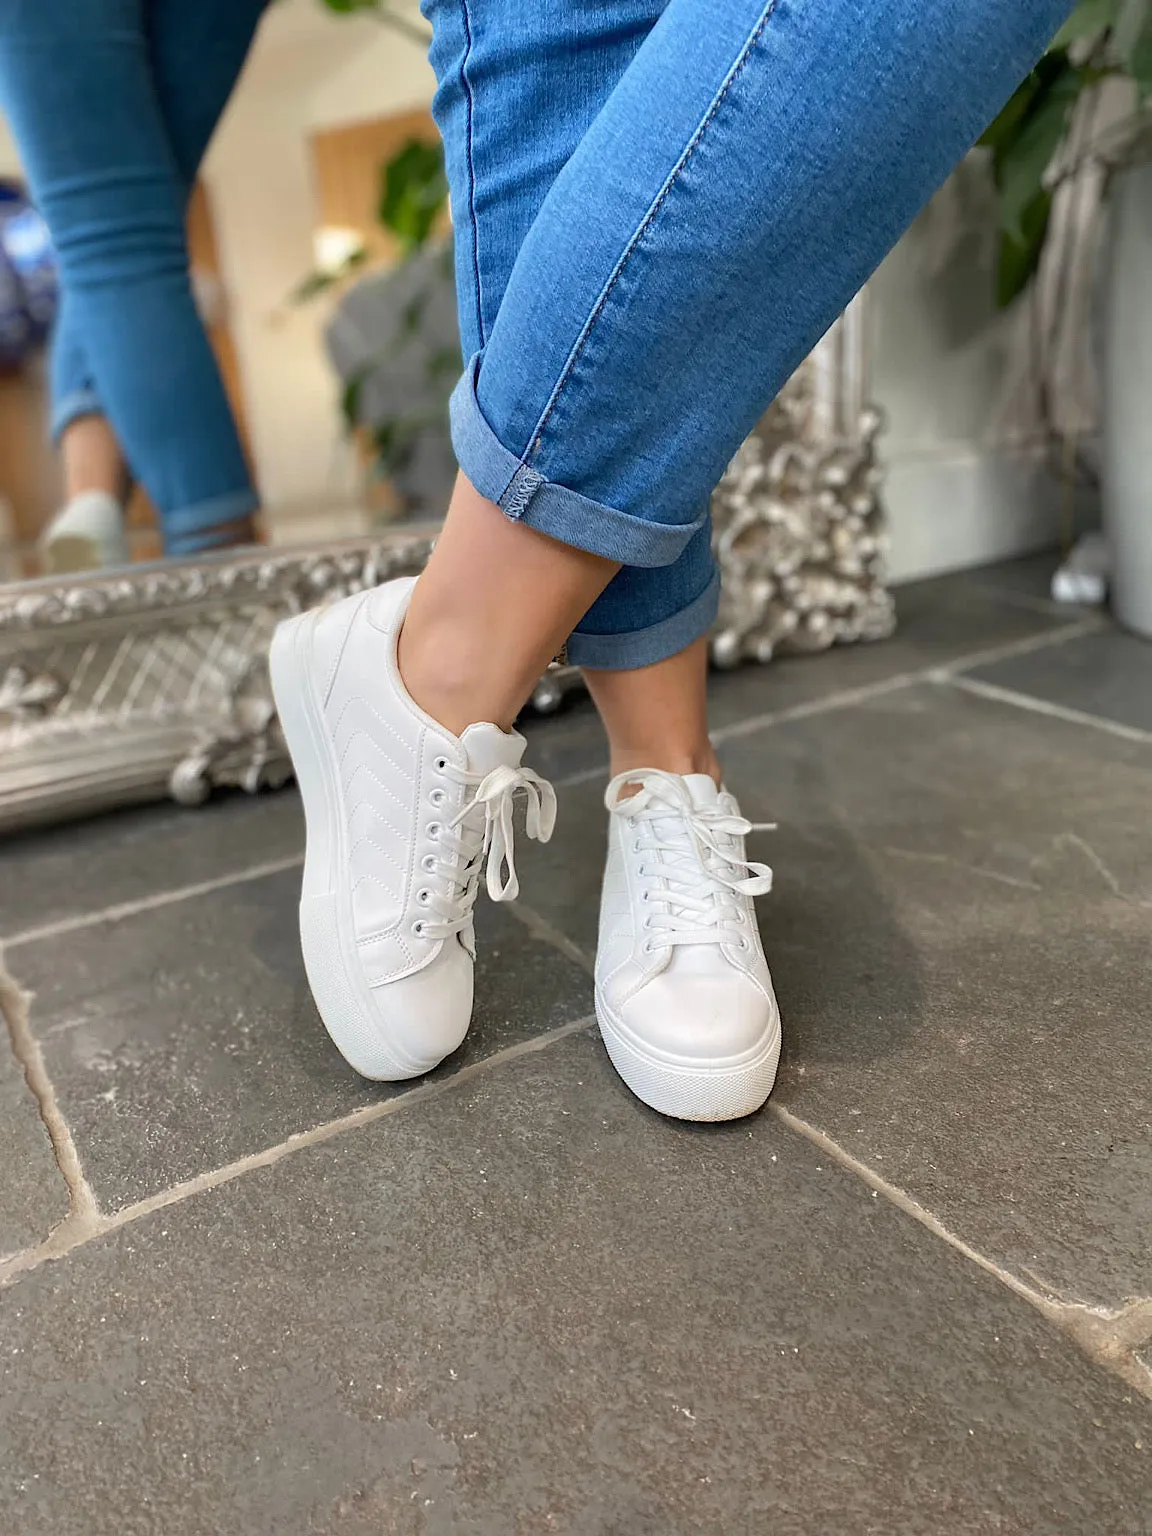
[402, 0, 666, 734]
[401, 0, 1073, 1125]
[410, 0, 1071, 746]
[0, 0, 265, 558]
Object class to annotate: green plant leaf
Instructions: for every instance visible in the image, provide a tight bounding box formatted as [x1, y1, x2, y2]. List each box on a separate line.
[426, 346, 461, 381]
[995, 188, 1053, 306]
[340, 373, 366, 429]
[317, 0, 381, 13]
[1051, 0, 1120, 49]
[1122, 1, 1152, 97]
[979, 50, 1069, 152]
[995, 63, 1084, 240]
[290, 269, 339, 303]
[378, 139, 448, 253]
[288, 245, 367, 306]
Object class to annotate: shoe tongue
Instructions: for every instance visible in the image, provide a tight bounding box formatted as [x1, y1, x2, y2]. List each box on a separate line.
[459, 722, 527, 776]
[682, 773, 722, 809]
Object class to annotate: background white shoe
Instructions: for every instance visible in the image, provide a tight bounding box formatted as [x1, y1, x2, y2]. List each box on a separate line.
[270, 576, 556, 1081]
[41, 490, 130, 573]
[595, 769, 781, 1122]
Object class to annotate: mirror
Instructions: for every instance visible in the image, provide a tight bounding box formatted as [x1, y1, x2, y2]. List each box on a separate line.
[0, 0, 891, 833]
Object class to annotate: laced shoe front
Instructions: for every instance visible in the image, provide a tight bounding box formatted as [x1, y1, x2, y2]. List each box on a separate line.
[595, 769, 781, 1121]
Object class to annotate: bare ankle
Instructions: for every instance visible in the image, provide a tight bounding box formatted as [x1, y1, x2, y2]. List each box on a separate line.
[397, 610, 521, 737]
[609, 744, 723, 786]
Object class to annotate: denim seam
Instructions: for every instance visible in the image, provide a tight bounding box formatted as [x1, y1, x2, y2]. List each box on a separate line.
[457, 0, 486, 350]
[524, 0, 781, 457]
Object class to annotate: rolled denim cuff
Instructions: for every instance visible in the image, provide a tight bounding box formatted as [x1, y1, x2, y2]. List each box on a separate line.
[450, 355, 707, 569]
[164, 489, 260, 557]
[566, 568, 721, 671]
[50, 387, 104, 442]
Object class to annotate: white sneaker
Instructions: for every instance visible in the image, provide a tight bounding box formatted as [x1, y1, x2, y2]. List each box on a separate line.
[595, 770, 781, 1121]
[42, 491, 130, 573]
[269, 576, 556, 1080]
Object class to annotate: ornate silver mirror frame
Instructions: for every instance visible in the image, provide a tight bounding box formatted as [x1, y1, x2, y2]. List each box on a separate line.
[0, 299, 891, 834]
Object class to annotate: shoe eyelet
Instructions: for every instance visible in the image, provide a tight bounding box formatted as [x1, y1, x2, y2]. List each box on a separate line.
[429, 787, 447, 807]
[413, 920, 426, 937]
[738, 937, 750, 951]
[427, 823, 441, 840]
[417, 889, 431, 905]
[421, 853, 437, 872]
[640, 890, 649, 902]
[434, 756, 448, 772]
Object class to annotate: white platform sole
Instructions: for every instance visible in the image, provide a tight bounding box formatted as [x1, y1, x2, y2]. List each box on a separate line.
[269, 609, 429, 1082]
[595, 990, 781, 1123]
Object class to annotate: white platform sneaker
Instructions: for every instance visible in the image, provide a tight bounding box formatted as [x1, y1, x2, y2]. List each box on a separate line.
[595, 770, 781, 1122]
[269, 576, 556, 1080]
[41, 490, 130, 573]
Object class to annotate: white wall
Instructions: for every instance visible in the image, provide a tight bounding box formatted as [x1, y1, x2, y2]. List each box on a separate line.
[869, 157, 1065, 582]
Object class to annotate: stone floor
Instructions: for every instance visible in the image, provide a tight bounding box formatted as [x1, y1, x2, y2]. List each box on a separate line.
[1, 552, 1150, 1535]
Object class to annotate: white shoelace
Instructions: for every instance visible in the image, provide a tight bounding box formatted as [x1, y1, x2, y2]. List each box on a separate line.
[605, 770, 774, 953]
[417, 761, 557, 940]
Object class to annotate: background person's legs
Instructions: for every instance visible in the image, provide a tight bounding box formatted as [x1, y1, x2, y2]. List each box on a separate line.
[0, 0, 266, 559]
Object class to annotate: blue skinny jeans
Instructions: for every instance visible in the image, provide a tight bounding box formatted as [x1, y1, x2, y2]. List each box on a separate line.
[425, 0, 1073, 669]
[0, 0, 266, 556]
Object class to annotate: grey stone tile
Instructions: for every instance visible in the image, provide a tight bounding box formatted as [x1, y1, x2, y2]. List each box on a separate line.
[516, 564, 1085, 785]
[10, 866, 591, 1211]
[0, 1030, 1148, 1536]
[705, 681, 1151, 1307]
[968, 626, 1152, 736]
[0, 788, 304, 941]
[700, 565, 1085, 737]
[0, 998, 67, 1257]
[518, 691, 607, 783]
[953, 549, 1064, 604]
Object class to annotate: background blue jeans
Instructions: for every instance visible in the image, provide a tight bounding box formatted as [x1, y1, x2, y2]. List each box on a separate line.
[0, 0, 266, 555]
[425, 0, 1073, 669]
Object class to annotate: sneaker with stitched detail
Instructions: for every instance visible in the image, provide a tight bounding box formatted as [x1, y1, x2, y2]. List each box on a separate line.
[270, 576, 556, 1081]
[595, 769, 781, 1121]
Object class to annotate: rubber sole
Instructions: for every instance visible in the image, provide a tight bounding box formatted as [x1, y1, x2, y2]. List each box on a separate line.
[595, 989, 781, 1123]
[42, 532, 107, 574]
[269, 610, 428, 1082]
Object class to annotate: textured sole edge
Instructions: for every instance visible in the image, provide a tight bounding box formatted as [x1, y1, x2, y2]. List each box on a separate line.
[270, 611, 428, 1083]
[595, 989, 781, 1123]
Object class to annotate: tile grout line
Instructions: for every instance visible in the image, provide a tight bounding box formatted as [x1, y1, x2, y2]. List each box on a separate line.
[2, 853, 305, 953]
[769, 1102, 1152, 1399]
[0, 614, 1108, 949]
[708, 613, 1109, 748]
[0, 948, 102, 1243]
[504, 898, 595, 977]
[553, 613, 1107, 788]
[0, 1014, 596, 1289]
[956, 580, 1093, 621]
[942, 673, 1152, 749]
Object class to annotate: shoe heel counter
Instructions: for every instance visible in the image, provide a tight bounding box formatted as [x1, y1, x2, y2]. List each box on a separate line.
[310, 590, 372, 706]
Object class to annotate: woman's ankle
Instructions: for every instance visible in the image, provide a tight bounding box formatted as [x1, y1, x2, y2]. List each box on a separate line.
[609, 743, 723, 786]
[397, 607, 525, 737]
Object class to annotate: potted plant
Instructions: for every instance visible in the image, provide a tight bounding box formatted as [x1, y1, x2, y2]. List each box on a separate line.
[979, 0, 1152, 633]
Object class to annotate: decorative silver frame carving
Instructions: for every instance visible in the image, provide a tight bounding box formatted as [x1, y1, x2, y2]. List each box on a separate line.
[0, 302, 891, 833]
